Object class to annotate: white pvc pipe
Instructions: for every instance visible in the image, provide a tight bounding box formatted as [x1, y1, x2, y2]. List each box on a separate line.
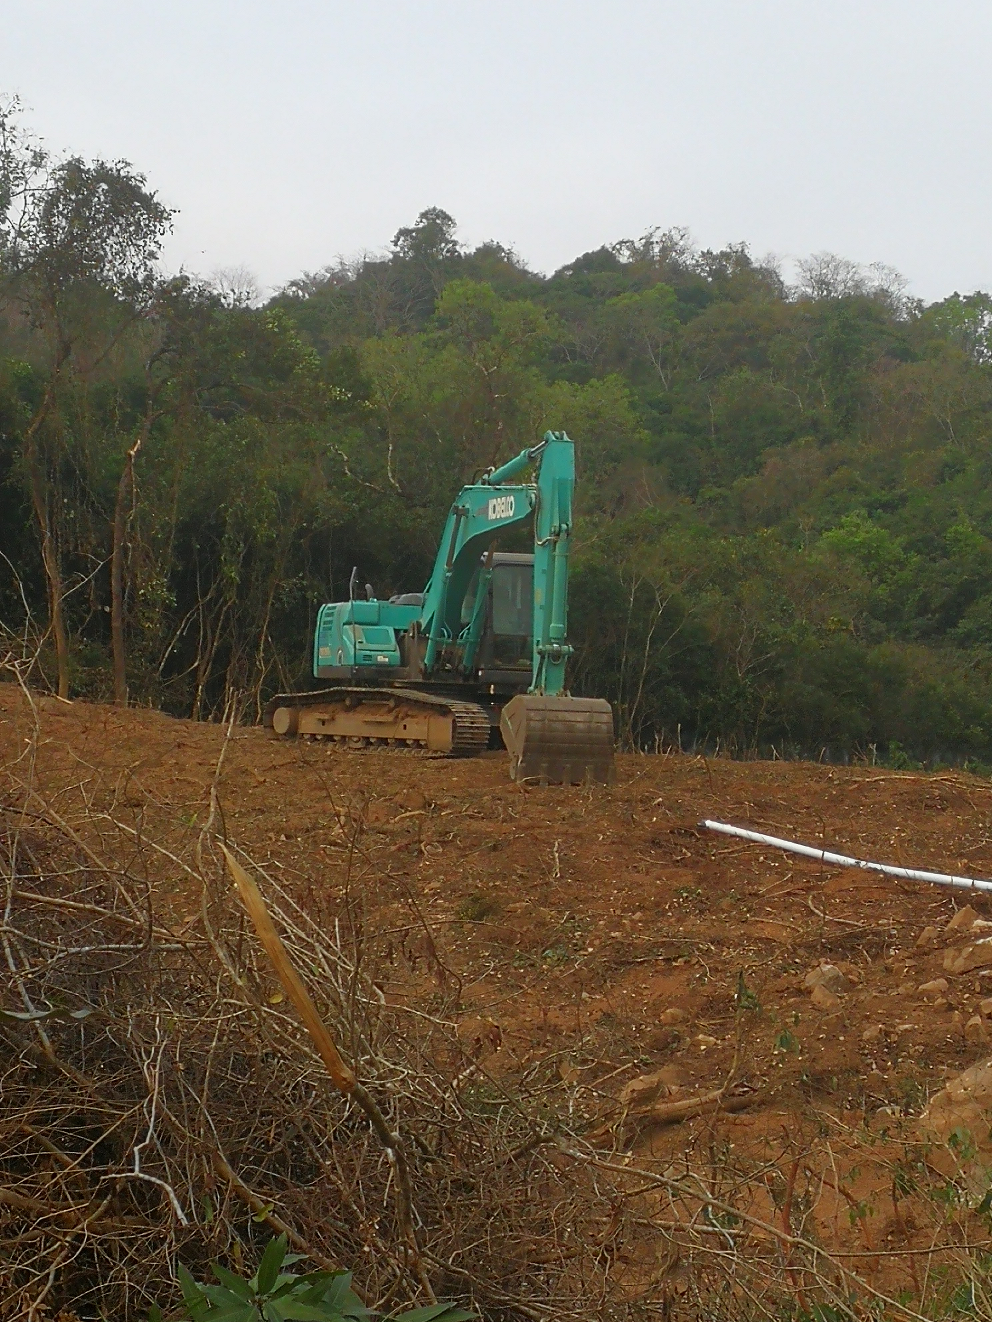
[700, 819, 992, 894]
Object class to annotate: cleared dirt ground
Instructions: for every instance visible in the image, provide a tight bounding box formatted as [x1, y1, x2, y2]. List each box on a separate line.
[5, 680, 992, 1313]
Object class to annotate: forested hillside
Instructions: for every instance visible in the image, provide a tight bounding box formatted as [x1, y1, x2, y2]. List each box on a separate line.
[3, 98, 992, 763]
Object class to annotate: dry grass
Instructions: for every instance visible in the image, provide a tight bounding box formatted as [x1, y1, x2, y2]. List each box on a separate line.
[3, 683, 992, 1320]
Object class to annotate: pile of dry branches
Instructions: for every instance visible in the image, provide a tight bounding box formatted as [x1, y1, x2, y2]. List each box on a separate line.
[0, 718, 645, 1321]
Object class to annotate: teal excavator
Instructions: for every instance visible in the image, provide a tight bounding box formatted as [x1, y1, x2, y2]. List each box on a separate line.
[265, 431, 614, 783]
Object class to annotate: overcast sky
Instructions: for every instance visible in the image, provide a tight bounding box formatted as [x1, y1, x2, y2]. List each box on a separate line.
[2, 0, 990, 302]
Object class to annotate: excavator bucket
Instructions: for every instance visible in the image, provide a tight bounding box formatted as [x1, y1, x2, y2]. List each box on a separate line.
[500, 694, 615, 785]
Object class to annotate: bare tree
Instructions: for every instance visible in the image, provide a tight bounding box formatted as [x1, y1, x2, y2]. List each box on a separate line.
[795, 251, 909, 311]
[212, 263, 262, 309]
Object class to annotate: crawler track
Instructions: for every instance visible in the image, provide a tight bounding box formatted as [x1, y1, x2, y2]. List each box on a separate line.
[263, 686, 491, 757]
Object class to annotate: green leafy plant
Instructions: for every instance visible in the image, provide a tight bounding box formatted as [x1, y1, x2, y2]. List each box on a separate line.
[948, 1126, 978, 1162]
[154, 1235, 477, 1322]
[774, 1029, 800, 1054]
[734, 971, 761, 1013]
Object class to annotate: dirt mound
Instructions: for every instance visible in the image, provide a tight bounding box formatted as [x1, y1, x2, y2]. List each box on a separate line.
[4, 681, 992, 1318]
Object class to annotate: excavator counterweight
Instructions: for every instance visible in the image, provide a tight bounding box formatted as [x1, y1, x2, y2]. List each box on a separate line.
[266, 431, 615, 785]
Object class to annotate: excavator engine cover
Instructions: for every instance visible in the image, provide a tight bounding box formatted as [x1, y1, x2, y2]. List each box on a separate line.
[500, 694, 615, 785]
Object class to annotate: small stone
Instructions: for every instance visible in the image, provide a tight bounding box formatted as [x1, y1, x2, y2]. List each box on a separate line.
[947, 905, 979, 932]
[811, 984, 842, 1011]
[921, 1058, 992, 1170]
[394, 788, 427, 812]
[980, 999, 992, 1018]
[862, 1024, 884, 1042]
[916, 925, 939, 948]
[944, 941, 992, 975]
[919, 978, 950, 995]
[659, 1007, 689, 1025]
[966, 1015, 989, 1045]
[619, 1067, 682, 1109]
[935, 998, 949, 1010]
[643, 1025, 681, 1052]
[803, 963, 849, 995]
[694, 1034, 719, 1049]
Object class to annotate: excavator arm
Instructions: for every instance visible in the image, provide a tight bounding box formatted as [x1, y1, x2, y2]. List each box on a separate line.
[420, 431, 573, 695]
[419, 431, 613, 782]
[418, 447, 538, 675]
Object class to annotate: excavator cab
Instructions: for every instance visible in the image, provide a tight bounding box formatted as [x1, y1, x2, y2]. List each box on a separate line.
[461, 553, 535, 682]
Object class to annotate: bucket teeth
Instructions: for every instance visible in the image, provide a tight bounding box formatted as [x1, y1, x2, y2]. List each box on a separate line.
[500, 694, 615, 785]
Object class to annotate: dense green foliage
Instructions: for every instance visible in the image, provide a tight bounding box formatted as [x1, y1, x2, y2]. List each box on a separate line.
[4, 98, 992, 762]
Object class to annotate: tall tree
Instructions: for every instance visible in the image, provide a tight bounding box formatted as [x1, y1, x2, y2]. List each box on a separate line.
[1, 131, 171, 696]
